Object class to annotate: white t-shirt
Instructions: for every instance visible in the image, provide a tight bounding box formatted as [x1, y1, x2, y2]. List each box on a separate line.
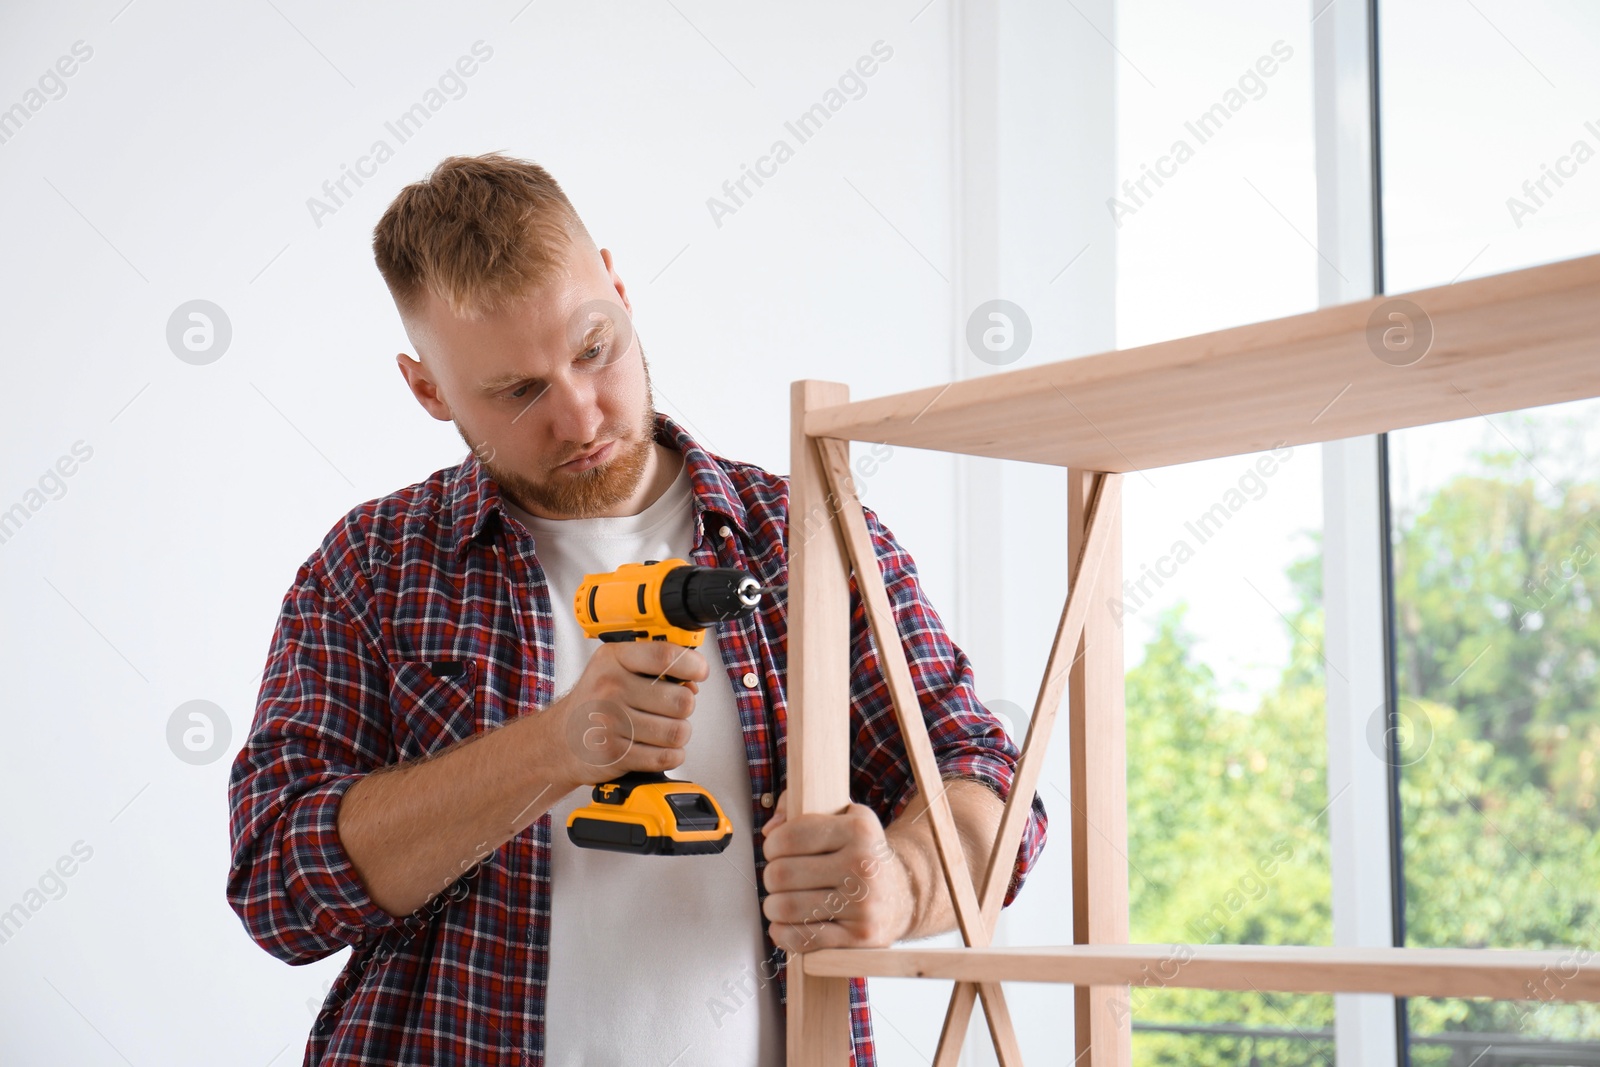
[504, 452, 785, 1067]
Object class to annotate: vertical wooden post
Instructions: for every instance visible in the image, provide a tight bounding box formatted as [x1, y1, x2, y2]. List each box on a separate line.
[787, 380, 854, 1066]
[1068, 467, 1131, 1065]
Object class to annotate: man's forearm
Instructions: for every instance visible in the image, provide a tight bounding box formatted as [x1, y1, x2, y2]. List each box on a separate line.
[336, 711, 578, 917]
[883, 777, 1005, 942]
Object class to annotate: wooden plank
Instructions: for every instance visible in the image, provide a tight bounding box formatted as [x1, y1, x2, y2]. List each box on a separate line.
[814, 436, 986, 945]
[985, 472, 1121, 935]
[803, 252, 1600, 472]
[815, 435, 1024, 1066]
[935, 472, 1123, 1065]
[802, 944, 1600, 1003]
[787, 381, 854, 1067]
[1068, 469, 1130, 1065]
[933, 986, 976, 1067]
[975, 984, 1022, 1065]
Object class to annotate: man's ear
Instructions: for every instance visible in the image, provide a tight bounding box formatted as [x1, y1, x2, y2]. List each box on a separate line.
[395, 352, 454, 422]
[599, 247, 631, 319]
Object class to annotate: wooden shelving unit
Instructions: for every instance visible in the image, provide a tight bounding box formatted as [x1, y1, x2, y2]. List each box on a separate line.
[784, 251, 1600, 1066]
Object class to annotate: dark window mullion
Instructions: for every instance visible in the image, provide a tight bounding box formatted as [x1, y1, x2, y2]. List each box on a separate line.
[1368, 0, 1411, 1061]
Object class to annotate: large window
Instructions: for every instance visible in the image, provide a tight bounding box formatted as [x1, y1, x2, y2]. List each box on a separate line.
[1379, 0, 1600, 292]
[1380, 1, 1600, 1062]
[1115, 0, 1600, 1062]
[1115, 0, 1336, 1059]
[1388, 400, 1600, 1064]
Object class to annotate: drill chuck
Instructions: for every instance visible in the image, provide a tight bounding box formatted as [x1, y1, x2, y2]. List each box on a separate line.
[659, 566, 762, 627]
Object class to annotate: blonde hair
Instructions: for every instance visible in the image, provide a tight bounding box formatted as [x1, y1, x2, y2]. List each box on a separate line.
[373, 151, 592, 320]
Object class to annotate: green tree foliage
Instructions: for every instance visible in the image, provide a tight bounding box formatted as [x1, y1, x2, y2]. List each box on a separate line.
[1125, 597, 1335, 1065]
[1124, 441, 1600, 1063]
[1393, 450, 1600, 1048]
[1391, 460, 1600, 821]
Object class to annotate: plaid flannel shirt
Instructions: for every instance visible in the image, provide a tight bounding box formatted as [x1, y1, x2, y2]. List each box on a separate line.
[226, 409, 1049, 1066]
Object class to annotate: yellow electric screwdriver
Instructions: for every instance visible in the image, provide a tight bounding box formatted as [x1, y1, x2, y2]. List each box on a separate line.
[565, 558, 770, 856]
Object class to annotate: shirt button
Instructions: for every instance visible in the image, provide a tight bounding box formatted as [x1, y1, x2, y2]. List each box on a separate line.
[718, 524, 732, 539]
[760, 792, 774, 808]
[742, 671, 759, 688]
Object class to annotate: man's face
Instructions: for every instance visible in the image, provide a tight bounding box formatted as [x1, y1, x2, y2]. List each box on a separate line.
[394, 243, 657, 520]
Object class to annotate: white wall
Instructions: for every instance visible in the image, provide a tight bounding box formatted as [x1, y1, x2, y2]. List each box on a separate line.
[0, 1, 1116, 1064]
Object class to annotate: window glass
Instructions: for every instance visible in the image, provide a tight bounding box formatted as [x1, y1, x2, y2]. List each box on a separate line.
[1115, 1, 1330, 1057]
[1380, 1, 1600, 1057]
[1387, 398, 1600, 1061]
[1380, 0, 1600, 291]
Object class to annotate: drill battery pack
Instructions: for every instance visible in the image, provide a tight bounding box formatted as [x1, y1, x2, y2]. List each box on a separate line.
[565, 770, 734, 856]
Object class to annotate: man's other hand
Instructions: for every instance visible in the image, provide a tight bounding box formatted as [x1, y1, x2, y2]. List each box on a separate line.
[759, 790, 914, 953]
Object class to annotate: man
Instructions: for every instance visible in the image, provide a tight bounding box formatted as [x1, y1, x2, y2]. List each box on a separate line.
[226, 151, 1048, 1067]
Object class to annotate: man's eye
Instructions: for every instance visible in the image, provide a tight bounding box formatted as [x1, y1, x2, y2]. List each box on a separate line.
[504, 348, 602, 401]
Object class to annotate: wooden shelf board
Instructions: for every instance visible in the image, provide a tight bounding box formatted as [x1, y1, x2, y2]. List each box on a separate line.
[804, 252, 1600, 472]
[804, 944, 1599, 1002]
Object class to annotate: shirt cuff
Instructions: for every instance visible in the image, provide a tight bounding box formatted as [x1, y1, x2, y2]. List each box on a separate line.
[280, 774, 397, 944]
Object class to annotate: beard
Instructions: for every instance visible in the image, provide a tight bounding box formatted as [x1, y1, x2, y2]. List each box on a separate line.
[457, 345, 658, 520]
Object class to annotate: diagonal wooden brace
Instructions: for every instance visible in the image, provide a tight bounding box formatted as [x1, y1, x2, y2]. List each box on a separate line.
[816, 436, 1075, 1066]
[930, 470, 1122, 1067]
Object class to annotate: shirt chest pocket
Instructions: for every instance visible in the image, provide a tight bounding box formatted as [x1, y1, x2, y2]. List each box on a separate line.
[387, 658, 483, 761]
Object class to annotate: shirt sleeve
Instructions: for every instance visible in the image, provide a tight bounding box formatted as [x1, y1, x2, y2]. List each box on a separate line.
[845, 503, 1049, 910]
[226, 557, 399, 965]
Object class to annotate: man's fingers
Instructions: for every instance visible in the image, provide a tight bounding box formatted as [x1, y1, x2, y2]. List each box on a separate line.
[760, 813, 858, 859]
[620, 671, 695, 719]
[762, 852, 864, 894]
[625, 640, 709, 684]
[762, 885, 867, 926]
[632, 709, 693, 752]
[768, 918, 856, 953]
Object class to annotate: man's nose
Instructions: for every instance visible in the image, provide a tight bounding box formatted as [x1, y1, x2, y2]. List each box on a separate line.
[545, 378, 605, 445]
